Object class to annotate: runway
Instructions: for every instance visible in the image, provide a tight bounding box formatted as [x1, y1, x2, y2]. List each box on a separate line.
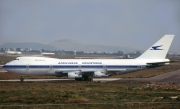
[0, 78, 121, 82]
[0, 69, 179, 83]
[0, 70, 7, 73]
[118, 69, 180, 84]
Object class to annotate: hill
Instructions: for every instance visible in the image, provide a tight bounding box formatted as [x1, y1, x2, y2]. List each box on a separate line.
[0, 39, 136, 52]
[49, 39, 135, 52]
[0, 42, 55, 50]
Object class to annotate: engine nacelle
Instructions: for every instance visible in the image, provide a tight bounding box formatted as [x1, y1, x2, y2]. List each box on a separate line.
[93, 71, 108, 78]
[55, 71, 66, 77]
[165, 63, 170, 65]
[68, 71, 82, 79]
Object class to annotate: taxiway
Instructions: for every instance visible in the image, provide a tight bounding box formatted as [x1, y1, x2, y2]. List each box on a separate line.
[0, 78, 121, 82]
[118, 69, 180, 84]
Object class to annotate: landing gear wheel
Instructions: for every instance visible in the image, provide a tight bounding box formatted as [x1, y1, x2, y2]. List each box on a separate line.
[89, 77, 93, 81]
[83, 76, 93, 81]
[20, 76, 24, 82]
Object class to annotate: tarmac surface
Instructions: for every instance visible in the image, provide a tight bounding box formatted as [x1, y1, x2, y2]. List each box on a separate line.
[0, 69, 7, 73]
[0, 78, 121, 82]
[0, 68, 179, 83]
[118, 69, 180, 84]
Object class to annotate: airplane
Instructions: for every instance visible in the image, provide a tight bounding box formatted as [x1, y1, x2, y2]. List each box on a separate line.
[5, 51, 22, 55]
[3, 35, 174, 81]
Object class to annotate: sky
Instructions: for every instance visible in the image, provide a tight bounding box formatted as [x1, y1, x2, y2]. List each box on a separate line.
[0, 0, 180, 53]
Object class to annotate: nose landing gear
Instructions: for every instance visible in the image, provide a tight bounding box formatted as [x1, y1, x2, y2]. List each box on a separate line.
[20, 76, 24, 82]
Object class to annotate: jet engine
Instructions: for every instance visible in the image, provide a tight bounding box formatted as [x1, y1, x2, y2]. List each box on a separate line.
[68, 71, 82, 79]
[93, 71, 108, 78]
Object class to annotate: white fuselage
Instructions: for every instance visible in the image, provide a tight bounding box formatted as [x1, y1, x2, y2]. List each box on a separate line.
[3, 57, 169, 76]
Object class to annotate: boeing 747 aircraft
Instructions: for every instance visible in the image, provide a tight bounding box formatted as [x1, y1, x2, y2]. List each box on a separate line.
[3, 35, 174, 81]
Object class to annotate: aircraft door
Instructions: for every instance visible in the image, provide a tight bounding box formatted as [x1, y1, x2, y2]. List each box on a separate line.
[49, 65, 53, 70]
[26, 65, 29, 72]
[103, 65, 106, 70]
[78, 65, 81, 71]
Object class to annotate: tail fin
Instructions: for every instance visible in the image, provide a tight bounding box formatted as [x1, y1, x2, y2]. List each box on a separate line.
[136, 35, 174, 59]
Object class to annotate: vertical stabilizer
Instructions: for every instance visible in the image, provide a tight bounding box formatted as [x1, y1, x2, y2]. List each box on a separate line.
[136, 35, 174, 59]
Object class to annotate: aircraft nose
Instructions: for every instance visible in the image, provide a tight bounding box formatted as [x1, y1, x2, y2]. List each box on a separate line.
[2, 63, 9, 70]
[2, 64, 11, 72]
[2, 64, 6, 69]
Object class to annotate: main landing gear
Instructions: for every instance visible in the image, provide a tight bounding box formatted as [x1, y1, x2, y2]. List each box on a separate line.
[20, 76, 24, 82]
[75, 75, 93, 81]
[83, 76, 93, 81]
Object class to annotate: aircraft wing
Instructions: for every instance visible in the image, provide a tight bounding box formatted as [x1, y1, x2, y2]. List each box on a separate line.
[55, 69, 109, 78]
[55, 69, 96, 73]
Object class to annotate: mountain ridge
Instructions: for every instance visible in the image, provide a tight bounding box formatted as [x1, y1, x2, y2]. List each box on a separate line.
[0, 42, 55, 50]
[0, 39, 136, 52]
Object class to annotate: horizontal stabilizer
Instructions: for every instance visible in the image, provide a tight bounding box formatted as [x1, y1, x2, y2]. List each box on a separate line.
[147, 61, 169, 65]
